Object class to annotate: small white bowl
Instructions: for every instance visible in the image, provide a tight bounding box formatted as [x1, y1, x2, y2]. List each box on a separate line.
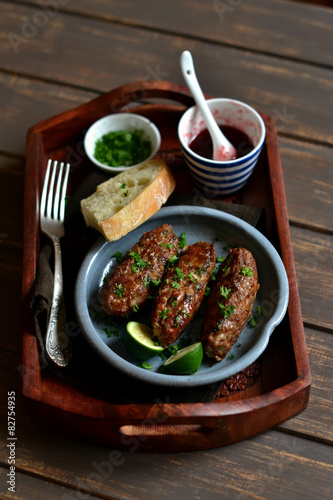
[84, 113, 161, 173]
[178, 98, 266, 196]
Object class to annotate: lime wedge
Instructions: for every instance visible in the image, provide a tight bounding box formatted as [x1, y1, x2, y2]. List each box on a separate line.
[124, 321, 164, 360]
[162, 342, 203, 375]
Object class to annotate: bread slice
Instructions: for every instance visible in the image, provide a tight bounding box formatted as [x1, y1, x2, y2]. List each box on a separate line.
[80, 159, 176, 241]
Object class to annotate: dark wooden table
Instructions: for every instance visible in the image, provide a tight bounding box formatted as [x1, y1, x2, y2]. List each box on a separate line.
[1, 1, 332, 498]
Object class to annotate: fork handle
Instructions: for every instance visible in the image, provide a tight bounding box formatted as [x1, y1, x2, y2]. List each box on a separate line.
[45, 235, 72, 367]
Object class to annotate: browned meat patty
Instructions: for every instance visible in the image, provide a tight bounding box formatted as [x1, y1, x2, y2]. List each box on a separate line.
[201, 247, 259, 361]
[100, 224, 178, 317]
[151, 241, 216, 347]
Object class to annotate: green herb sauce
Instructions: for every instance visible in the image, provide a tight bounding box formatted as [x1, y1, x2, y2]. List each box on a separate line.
[94, 130, 151, 167]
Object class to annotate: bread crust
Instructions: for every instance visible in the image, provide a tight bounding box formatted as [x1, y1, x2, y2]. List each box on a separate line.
[81, 160, 176, 241]
[100, 163, 175, 241]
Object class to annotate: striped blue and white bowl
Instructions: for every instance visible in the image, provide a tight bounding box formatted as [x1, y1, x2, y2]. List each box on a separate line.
[178, 98, 266, 196]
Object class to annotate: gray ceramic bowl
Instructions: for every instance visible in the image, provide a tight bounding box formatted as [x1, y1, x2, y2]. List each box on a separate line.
[74, 206, 289, 387]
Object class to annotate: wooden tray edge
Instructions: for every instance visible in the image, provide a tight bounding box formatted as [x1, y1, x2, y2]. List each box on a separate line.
[265, 115, 311, 380]
[21, 81, 311, 450]
[22, 376, 310, 452]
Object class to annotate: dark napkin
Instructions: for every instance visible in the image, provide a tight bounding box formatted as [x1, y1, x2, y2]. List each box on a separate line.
[30, 198, 263, 404]
[30, 243, 54, 367]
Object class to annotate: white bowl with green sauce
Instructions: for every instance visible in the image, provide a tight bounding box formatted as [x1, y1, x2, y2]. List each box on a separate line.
[84, 113, 161, 173]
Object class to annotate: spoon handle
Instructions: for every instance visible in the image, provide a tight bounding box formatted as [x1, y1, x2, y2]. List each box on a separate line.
[180, 51, 224, 143]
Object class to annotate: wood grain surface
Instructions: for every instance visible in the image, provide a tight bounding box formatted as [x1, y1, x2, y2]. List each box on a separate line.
[0, 0, 332, 498]
[1, 3, 333, 146]
[9, 0, 333, 66]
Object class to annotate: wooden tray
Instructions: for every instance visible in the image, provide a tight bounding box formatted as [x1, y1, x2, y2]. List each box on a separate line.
[22, 81, 310, 452]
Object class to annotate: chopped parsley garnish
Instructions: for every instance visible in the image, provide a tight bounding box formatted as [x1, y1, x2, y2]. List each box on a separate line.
[161, 243, 174, 249]
[248, 305, 262, 327]
[112, 251, 123, 263]
[167, 255, 178, 268]
[178, 232, 187, 249]
[216, 256, 226, 263]
[171, 281, 180, 289]
[150, 278, 161, 286]
[132, 304, 139, 313]
[220, 286, 231, 298]
[92, 309, 109, 320]
[167, 345, 178, 356]
[119, 184, 129, 197]
[114, 284, 125, 297]
[188, 273, 198, 283]
[195, 268, 203, 277]
[159, 308, 169, 320]
[94, 130, 151, 167]
[102, 327, 119, 338]
[221, 257, 232, 273]
[218, 303, 235, 318]
[129, 251, 150, 273]
[137, 361, 152, 370]
[228, 354, 235, 360]
[175, 267, 185, 281]
[241, 266, 254, 277]
[144, 277, 161, 288]
[175, 310, 190, 325]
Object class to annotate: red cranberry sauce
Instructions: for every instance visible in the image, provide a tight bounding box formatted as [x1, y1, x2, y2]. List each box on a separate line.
[189, 125, 254, 160]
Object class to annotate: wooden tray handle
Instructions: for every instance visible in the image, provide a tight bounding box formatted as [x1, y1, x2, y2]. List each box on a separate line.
[101, 80, 195, 113]
[118, 421, 220, 452]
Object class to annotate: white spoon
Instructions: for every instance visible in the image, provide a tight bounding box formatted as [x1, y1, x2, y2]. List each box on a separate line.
[180, 50, 237, 161]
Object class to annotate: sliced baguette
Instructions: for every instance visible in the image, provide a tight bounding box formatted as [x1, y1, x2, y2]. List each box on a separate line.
[81, 159, 176, 241]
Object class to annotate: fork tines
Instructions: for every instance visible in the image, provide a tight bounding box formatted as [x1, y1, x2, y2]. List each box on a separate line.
[41, 159, 70, 221]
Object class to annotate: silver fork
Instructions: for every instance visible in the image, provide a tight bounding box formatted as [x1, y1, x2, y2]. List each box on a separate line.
[40, 159, 72, 367]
